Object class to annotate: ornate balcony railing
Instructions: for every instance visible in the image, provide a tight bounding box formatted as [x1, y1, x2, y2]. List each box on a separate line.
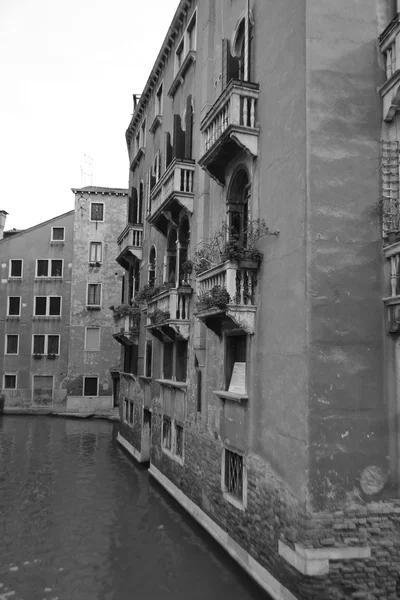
[198, 79, 260, 184]
[146, 286, 192, 340]
[196, 260, 258, 335]
[116, 224, 143, 269]
[148, 159, 195, 235]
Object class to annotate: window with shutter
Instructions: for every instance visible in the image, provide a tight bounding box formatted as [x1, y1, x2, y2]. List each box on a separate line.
[184, 96, 194, 160]
[173, 115, 185, 160]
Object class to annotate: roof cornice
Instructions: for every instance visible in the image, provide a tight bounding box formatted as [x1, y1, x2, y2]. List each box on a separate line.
[125, 0, 192, 148]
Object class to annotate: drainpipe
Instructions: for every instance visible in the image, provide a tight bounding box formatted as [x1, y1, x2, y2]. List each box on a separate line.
[0, 211, 8, 240]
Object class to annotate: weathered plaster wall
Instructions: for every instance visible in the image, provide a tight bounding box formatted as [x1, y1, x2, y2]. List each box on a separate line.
[66, 191, 127, 407]
[306, 0, 387, 510]
[0, 212, 74, 407]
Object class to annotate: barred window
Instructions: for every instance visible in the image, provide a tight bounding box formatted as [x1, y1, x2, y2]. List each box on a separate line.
[224, 449, 243, 501]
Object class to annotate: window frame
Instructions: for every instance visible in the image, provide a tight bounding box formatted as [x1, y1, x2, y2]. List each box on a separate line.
[4, 373, 17, 389]
[86, 283, 102, 308]
[221, 446, 247, 510]
[32, 334, 60, 356]
[35, 259, 64, 278]
[5, 334, 19, 355]
[144, 339, 153, 378]
[85, 326, 101, 351]
[7, 296, 21, 317]
[88, 241, 103, 264]
[83, 376, 99, 397]
[33, 296, 62, 317]
[9, 259, 23, 279]
[155, 81, 164, 116]
[51, 226, 65, 242]
[89, 202, 105, 223]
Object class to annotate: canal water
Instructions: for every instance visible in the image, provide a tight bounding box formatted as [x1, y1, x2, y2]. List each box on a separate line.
[0, 416, 269, 600]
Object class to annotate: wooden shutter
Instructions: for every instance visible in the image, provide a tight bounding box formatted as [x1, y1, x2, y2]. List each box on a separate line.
[173, 114, 185, 160]
[165, 132, 173, 168]
[185, 95, 193, 159]
[222, 38, 240, 89]
[128, 188, 138, 224]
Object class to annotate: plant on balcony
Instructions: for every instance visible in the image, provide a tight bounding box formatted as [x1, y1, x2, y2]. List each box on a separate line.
[196, 286, 231, 312]
[149, 309, 170, 324]
[180, 260, 193, 285]
[193, 219, 279, 272]
[111, 303, 141, 327]
[136, 283, 173, 303]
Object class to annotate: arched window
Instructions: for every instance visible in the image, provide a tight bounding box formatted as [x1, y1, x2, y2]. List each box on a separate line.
[227, 169, 250, 243]
[233, 18, 246, 81]
[149, 246, 156, 287]
[166, 229, 178, 286]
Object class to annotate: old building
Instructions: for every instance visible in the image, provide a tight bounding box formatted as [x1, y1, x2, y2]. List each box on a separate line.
[0, 210, 74, 408]
[115, 1, 400, 599]
[64, 186, 128, 411]
[0, 186, 127, 412]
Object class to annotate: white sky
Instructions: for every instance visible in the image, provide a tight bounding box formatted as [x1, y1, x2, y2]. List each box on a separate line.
[0, 0, 180, 230]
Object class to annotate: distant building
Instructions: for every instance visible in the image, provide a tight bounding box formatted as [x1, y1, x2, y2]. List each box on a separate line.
[114, 1, 400, 599]
[0, 210, 74, 407]
[0, 186, 128, 411]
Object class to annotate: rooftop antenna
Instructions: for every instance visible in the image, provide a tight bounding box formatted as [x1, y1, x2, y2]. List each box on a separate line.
[80, 153, 94, 187]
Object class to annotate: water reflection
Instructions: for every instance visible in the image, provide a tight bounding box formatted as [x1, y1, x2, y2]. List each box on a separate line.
[0, 416, 268, 600]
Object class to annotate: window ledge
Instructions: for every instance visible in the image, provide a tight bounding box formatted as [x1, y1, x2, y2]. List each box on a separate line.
[168, 50, 196, 98]
[149, 114, 162, 134]
[162, 446, 184, 466]
[156, 379, 187, 390]
[138, 375, 152, 383]
[32, 316, 61, 320]
[120, 372, 138, 380]
[213, 390, 248, 404]
[8, 277, 22, 281]
[34, 277, 63, 281]
[50, 241, 65, 245]
[223, 491, 245, 511]
[6, 315, 20, 320]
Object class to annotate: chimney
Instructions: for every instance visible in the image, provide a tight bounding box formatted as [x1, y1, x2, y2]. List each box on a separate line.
[0, 211, 8, 240]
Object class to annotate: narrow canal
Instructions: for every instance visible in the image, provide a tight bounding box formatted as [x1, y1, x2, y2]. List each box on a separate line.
[0, 416, 269, 600]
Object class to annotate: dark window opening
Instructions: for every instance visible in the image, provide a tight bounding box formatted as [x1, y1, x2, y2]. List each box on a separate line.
[129, 401, 134, 424]
[123, 344, 138, 375]
[149, 247, 156, 287]
[176, 340, 188, 382]
[163, 341, 173, 379]
[37, 260, 49, 277]
[6, 335, 18, 354]
[84, 377, 98, 396]
[48, 335, 59, 354]
[91, 203, 104, 221]
[49, 297, 61, 316]
[35, 297, 47, 316]
[33, 335, 45, 354]
[145, 341, 153, 378]
[225, 334, 247, 390]
[10, 260, 22, 277]
[129, 188, 138, 224]
[51, 260, 63, 277]
[195, 356, 202, 412]
[4, 375, 16, 389]
[175, 423, 184, 457]
[52, 227, 65, 241]
[162, 417, 172, 450]
[8, 297, 20, 316]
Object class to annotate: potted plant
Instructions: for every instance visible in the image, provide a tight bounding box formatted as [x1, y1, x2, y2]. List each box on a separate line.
[196, 285, 231, 312]
[47, 353, 57, 360]
[181, 260, 193, 285]
[33, 354, 43, 360]
[149, 308, 170, 324]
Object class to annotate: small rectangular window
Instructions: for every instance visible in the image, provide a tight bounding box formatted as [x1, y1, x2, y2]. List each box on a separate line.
[87, 284, 101, 306]
[9, 260, 22, 278]
[85, 327, 100, 351]
[163, 341, 173, 380]
[34, 297, 47, 316]
[84, 376, 98, 396]
[7, 297, 20, 316]
[175, 423, 184, 458]
[51, 260, 63, 277]
[49, 297, 61, 316]
[47, 335, 59, 355]
[6, 334, 18, 355]
[4, 374, 16, 389]
[162, 417, 172, 450]
[90, 203, 104, 221]
[37, 260, 49, 277]
[89, 242, 102, 263]
[145, 340, 153, 377]
[33, 335, 45, 354]
[51, 227, 65, 241]
[224, 449, 244, 501]
[176, 340, 188, 382]
[129, 401, 134, 425]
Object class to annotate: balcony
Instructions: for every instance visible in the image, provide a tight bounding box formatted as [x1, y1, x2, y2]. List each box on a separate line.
[379, 14, 400, 121]
[198, 79, 260, 185]
[146, 286, 192, 340]
[116, 224, 143, 269]
[195, 260, 258, 336]
[148, 159, 195, 235]
[113, 314, 139, 345]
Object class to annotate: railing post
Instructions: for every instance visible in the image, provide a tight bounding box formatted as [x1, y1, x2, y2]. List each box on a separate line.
[230, 89, 241, 127]
[225, 264, 237, 299]
[170, 290, 178, 319]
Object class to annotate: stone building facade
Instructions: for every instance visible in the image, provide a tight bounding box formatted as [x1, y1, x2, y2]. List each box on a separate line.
[116, 1, 400, 599]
